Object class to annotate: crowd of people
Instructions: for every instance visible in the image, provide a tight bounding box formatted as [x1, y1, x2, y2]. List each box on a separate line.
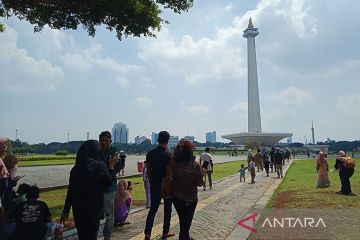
[0, 133, 357, 240]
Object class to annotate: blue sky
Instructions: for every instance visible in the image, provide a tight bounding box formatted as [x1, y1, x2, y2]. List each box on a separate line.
[1, 0, 360, 144]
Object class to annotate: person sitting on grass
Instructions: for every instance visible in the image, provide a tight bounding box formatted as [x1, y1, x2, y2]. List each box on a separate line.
[114, 179, 132, 226]
[9, 185, 51, 240]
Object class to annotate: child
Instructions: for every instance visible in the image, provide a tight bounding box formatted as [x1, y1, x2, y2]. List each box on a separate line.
[249, 157, 256, 184]
[142, 164, 151, 208]
[9, 185, 52, 240]
[239, 164, 246, 182]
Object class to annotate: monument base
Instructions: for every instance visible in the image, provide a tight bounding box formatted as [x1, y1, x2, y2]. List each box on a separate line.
[222, 132, 292, 146]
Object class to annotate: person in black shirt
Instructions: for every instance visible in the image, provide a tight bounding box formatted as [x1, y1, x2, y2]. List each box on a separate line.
[144, 131, 174, 240]
[10, 185, 51, 240]
[60, 140, 118, 240]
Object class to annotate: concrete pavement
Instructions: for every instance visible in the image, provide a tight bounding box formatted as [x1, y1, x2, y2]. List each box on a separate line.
[107, 160, 293, 240]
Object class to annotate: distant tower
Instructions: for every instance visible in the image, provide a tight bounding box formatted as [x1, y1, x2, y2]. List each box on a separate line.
[86, 132, 90, 140]
[243, 18, 262, 133]
[311, 121, 315, 144]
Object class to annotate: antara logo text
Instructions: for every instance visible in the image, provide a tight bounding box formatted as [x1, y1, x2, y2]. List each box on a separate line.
[262, 217, 326, 228]
[237, 214, 326, 233]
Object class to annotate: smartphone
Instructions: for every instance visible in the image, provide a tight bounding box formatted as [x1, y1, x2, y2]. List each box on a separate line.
[109, 146, 118, 156]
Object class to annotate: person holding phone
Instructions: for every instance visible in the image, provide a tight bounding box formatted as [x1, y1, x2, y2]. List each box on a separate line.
[3, 155, 22, 210]
[99, 131, 122, 240]
[60, 140, 118, 240]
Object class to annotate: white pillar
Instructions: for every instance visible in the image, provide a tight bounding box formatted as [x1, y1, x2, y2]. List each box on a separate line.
[243, 19, 262, 133]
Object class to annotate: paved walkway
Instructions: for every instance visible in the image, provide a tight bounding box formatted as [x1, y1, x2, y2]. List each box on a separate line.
[108, 160, 293, 240]
[17, 155, 244, 188]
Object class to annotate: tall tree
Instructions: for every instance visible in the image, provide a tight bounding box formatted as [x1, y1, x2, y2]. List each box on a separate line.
[0, 0, 194, 40]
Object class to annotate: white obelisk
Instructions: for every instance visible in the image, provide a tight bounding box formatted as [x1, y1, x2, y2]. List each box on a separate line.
[243, 18, 262, 133]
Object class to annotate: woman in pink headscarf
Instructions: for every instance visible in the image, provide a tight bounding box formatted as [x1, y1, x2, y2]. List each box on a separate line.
[114, 179, 132, 226]
[316, 152, 330, 187]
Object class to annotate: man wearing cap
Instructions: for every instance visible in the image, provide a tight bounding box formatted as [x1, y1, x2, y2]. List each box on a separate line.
[144, 131, 174, 240]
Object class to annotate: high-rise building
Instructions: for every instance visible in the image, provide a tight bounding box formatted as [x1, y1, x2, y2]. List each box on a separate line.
[151, 132, 159, 145]
[184, 136, 195, 143]
[206, 131, 216, 143]
[168, 136, 179, 148]
[112, 122, 129, 144]
[135, 136, 148, 145]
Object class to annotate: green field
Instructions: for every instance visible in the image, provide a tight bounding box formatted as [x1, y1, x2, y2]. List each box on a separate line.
[40, 160, 245, 224]
[267, 159, 360, 208]
[17, 155, 76, 167]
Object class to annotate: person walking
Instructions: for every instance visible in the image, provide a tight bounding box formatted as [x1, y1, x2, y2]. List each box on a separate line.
[270, 147, 275, 172]
[255, 149, 263, 172]
[99, 131, 122, 240]
[60, 140, 118, 240]
[334, 151, 355, 195]
[316, 152, 330, 188]
[171, 139, 204, 240]
[274, 148, 284, 178]
[144, 131, 174, 240]
[199, 147, 213, 191]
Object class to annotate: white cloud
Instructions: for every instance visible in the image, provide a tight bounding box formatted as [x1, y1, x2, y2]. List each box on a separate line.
[63, 52, 92, 71]
[224, 4, 233, 11]
[228, 102, 248, 113]
[0, 26, 63, 92]
[336, 94, 360, 112]
[115, 76, 130, 87]
[134, 96, 153, 107]
[186, 105, 211, 114]
[271, 86, 311, 104]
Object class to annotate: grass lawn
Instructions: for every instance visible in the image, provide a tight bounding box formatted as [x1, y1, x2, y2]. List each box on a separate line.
[40, 160, 245, 224]
[268, 159, 360, 208]
[19, 159, 75, 167]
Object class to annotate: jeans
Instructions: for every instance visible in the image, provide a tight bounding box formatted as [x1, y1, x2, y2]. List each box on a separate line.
[172, 196, 197, 240]
[103, 191, 116, 240]
[144, 187, 172, 236]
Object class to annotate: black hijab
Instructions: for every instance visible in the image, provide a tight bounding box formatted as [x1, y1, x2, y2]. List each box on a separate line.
[74, 140, 107, 177]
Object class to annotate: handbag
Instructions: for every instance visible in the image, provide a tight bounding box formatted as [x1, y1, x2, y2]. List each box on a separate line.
[161, 165, 172, 199]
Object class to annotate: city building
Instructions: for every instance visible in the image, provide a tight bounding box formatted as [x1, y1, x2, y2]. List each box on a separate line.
[135, 136, 148, 145]
[206, 131, 217, 143]
[151, 132, 159, 145]
[184, 135, 195, 143]
[112, 122, 129, 144]
[168, 136, 179, 148]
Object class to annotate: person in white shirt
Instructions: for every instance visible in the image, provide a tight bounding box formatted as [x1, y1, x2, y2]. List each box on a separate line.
[199, 147, 213, 191]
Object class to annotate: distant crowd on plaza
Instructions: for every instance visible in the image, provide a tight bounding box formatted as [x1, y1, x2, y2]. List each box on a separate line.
[0, 132, 356, 240]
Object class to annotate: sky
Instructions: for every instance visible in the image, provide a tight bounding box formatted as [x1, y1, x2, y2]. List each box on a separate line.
[1, 0, 360, 144]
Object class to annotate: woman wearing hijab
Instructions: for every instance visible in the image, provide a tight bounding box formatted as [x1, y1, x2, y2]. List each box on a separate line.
[316, 152, 330, 188]
[334, 150, 355, 195]
[114, 179, 132, 225]
[60, 140, 118, 240]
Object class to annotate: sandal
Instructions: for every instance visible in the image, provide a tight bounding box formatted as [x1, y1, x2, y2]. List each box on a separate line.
[161, 232, 175, 239]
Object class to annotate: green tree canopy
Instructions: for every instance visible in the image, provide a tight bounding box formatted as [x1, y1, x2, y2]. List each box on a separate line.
[0, 0, 194, 39]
